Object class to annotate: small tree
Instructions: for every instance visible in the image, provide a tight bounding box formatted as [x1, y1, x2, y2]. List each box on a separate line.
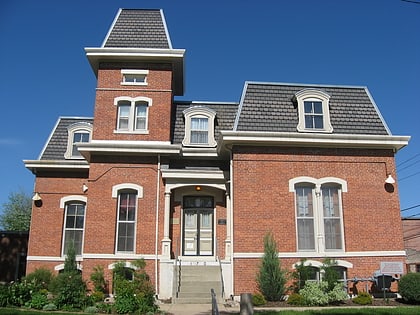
[256, 231, 287, 301]
[113, 259, 157, 314]
[291, 259, 314, 292]
[321, 258, 340, 291]
[0, 190, 32, 231]
[50, 243, 89, 310]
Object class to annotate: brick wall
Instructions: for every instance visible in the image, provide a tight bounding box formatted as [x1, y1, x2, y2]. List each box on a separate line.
[93, 63, 174, 142]
[231, 145, 404, 295]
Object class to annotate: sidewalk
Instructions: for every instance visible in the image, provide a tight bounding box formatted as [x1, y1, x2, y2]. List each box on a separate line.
[159, 303, 239, 315]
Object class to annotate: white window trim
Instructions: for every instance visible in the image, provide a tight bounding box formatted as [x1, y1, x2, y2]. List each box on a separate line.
[290, 176, 347, 254]
[113, 183, 143, 254]
[60, 198, 87, 257]
[64, 122, 92, 159]
[121, 69, 149, 86]
[114, 96, 151, 134]
[294, 89, 333, 133]
[182, 106, 217, 147]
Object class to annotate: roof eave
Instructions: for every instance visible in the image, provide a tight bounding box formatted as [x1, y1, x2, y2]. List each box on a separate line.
[23, 160, 90, 174]
[84, 47, 185, 95]
[218, 131, 411, 152]
[77, 140, 181, 161]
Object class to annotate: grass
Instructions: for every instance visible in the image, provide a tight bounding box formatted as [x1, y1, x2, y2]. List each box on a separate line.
[254, 307, 420, 315]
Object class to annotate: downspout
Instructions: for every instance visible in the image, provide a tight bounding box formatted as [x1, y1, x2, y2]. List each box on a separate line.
[155, 154, 161, 295]
[229, 149, 234, 297]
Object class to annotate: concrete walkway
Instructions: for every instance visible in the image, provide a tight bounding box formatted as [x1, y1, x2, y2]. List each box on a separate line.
[159, 303, 239, 315]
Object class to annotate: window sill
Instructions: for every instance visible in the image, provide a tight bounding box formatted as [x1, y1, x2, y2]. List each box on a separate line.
[114, 130, 150, 135]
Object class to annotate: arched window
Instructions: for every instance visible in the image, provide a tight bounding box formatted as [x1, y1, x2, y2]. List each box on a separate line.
[290, 177, 347, 253]
[182, 106, 217, 147]
[60, 196, 87, 256]
[112, 184, 143, 253]
[294, 89, 333, 133]
[64, 122, 92, 159]
[114, 96, 151, 134]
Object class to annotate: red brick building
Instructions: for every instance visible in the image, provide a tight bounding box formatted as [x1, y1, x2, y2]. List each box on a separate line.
[402, 218, 420, 272]
[24, 9, 410, 302]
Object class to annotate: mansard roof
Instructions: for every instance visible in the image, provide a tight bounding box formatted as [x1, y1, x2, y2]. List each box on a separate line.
[234, 82, 390, 135]
[39, 117, 93, 160]
[102, 9, 172, 49]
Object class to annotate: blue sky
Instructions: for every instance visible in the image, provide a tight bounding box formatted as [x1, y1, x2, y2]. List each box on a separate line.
[0, 0, 419, 218]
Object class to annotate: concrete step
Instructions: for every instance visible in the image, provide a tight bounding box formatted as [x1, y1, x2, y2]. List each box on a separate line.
[175, 265, 223, 304]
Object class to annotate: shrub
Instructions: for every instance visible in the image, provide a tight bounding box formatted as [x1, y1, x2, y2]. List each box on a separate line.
[399, 272, 420, 303]
[85, 305, 98, 313]
[0, 284, 10, 307]
[23, 268, 54, 290]
[29, 291, 48, 309]
[91, 290, 105, 303]
[299, 281, 347, 306]
[252, 293, 266, 306]
[256, 231, 287, 301]
[42, 303, 57, 311]
[353, 291, 373, 305]
[90, 265, 106, 294]
[96, 302, 113, 314]
[321, 258, 341, 291]
[299, 281, 329, 306]
[8, 280, 35, 307]
[287, 293, 304, 306]
[113, 259, 158, 314]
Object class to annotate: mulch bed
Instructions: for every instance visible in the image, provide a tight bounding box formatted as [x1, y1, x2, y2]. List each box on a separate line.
[260, 298, 410, 308]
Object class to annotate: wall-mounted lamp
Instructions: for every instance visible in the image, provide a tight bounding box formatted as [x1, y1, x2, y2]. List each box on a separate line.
[195, 186, 201, 191]
[32, 192, 42, 201]
[385, 174, 395, 184]
[82, 184, 88, 193]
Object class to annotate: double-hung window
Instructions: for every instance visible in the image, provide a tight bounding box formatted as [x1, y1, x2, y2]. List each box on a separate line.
[294, 89, 333, 133]
[191, 117, 209, 144]
[116, 191, 137, 252]
[63, 202, 85, 255]
[115, 97, 151, 134]
[290, 177, 346, 253]
[64, 122, 92, 159]
[182, 106, 217, 147]
[304, 101, 324, 129]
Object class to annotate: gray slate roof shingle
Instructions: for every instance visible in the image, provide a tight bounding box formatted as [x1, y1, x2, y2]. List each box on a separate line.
[103, 9, 171, 49]
[40, 117, 93, 160]
[234, 82, 389, 135]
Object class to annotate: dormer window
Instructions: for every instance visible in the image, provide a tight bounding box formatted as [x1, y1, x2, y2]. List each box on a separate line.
[294, 89, 333, 133]
[121, 69, 148, 85]
[64, 122, 92, 159]
[114, 96, 151, 134]
[182, 106, 217, 147]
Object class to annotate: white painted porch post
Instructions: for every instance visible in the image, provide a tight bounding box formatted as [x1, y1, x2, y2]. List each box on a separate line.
[161, 191, 171, 259]
[225, 193, 232, 260]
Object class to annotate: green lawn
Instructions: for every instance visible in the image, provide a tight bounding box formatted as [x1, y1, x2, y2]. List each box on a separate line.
[253, 306, 420, 315]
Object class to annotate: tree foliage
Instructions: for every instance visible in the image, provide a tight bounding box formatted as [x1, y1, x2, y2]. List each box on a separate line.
[256, 231, 287, 301]
[0, 190, 32, 231]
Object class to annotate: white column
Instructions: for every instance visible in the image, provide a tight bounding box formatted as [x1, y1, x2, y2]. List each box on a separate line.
[225, 193, 232, 260]
[161, 191, 171, 259]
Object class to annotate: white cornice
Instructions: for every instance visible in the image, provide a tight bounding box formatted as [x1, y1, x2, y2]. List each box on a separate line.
[219, 131, 410, 152]
[77, 140, 181, 161]
[233, 250, 406, 259]
[161, 169, 225, 180]
[23, 160, 89, 173]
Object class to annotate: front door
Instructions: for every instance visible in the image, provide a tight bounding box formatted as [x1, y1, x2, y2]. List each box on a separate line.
[182, 196, 214, 256]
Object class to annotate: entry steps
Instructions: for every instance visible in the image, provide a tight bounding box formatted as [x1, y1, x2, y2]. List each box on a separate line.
[174, 265, 223, 304]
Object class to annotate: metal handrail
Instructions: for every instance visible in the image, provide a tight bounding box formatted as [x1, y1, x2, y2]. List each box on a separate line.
[175, 238, 181, 298]
[216, 239, 225, 299]
[211, 288, 219, 315]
